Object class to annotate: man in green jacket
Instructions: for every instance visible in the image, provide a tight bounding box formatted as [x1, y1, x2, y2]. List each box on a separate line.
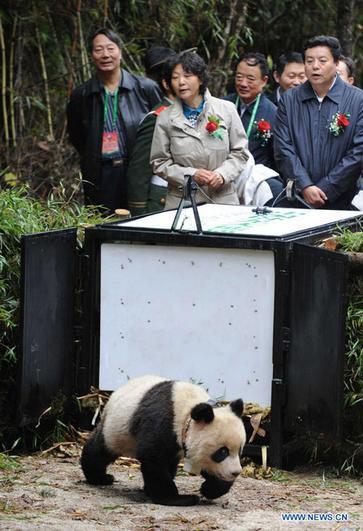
[127, 47, 176, 216]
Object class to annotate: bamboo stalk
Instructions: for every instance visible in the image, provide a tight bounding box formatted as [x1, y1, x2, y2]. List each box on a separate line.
[77, 0, 91, 82]
[14, 20, 24, 136]
[104, 0, 109, 24]
[9, 15, 17, 147]
[67, 0, 79, 92]
[0, 16, 10, 148]
[214, 0, 248, 95]
[60, 1, 80, 144]
[35, 23, 54, 141]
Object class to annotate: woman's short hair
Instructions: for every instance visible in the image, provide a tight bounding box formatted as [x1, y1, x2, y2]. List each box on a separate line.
[165, 51, 209, 95]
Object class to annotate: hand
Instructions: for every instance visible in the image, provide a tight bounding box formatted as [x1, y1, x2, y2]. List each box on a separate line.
[194, 169, 214, 186]
[301, 185, 327, 208]
[208, 172, 225, 190]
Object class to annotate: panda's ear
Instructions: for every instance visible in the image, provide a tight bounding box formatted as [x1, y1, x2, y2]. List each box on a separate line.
[230, 399, 244, 418]
[191, 403, 214, 423]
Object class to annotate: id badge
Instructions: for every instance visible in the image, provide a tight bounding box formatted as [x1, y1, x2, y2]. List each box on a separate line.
[102, 131, 119, 157]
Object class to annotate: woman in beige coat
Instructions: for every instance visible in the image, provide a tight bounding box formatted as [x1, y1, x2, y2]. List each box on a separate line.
[150, 51, 249, 209]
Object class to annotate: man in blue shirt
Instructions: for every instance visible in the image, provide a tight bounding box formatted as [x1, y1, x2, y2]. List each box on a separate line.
[274, 35, 363, 210]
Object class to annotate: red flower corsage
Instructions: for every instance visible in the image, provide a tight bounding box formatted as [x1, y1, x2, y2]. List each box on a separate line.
[205, 115, 225, 140]
[254, 119, 272, 146]
[329, 112, 350, 136]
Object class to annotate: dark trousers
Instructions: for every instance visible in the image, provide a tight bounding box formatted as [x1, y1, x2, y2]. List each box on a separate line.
[95, 162, 128, 213]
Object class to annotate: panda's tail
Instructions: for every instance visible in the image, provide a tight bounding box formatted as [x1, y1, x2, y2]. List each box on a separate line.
[81, 420, 117, 485]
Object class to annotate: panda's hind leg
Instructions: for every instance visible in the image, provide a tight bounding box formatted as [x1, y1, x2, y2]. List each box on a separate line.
[81, 421, 117, 485]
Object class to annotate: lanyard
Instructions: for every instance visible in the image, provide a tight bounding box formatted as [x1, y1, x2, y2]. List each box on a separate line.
[104, 88, 119, 129]
[235, 93, 261, 139]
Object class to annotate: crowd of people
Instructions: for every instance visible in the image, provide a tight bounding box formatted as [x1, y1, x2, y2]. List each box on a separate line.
[67, 30, 363, 215]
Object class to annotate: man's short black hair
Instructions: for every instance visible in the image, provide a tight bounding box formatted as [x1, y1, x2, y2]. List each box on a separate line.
[236, 52, 269, 78]
[339, 55, 356, 78]
[161, 58, 176, 95]
[165, 51, 209, 96]
[275, 52, 304, 76]
[303, 35, 341, 62]
[89, 28, 122, 52]
[144, 47, 176, 90]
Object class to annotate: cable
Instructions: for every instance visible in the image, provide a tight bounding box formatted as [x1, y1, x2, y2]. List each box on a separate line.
[271, 181, 313, 209]
[193, 181, 217, 204]
[271, 185, 288, 207]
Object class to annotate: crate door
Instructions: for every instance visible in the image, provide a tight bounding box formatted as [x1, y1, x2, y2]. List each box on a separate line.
[18, 229, 77, 426]
[285, 243, 349, 440]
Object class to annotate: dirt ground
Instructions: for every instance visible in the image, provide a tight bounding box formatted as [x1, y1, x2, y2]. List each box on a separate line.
[0, 448, 362, 531]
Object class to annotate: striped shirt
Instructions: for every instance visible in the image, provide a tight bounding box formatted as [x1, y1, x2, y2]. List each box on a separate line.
[102, 89, 127, 158]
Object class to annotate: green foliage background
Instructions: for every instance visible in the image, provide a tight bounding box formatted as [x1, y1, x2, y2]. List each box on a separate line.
[1, 0, 363, 196]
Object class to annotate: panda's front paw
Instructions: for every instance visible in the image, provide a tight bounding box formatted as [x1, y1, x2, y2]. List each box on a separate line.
[151, 494, 200, 506]
[87, 473, 115, 485]
[174, 494, 200, 506]
[200, 475, 233, 500]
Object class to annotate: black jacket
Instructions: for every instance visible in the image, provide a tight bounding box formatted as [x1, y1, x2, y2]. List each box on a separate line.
[67, 69, 161, 204]
[223, 92, 277, 169]
[268, 87, 280, 106]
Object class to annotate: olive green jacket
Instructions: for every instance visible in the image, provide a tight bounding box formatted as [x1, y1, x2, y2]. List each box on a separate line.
[127, 98, 171, 216]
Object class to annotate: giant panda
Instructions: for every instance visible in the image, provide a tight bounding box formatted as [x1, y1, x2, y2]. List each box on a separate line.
[81, 375, 246, 506]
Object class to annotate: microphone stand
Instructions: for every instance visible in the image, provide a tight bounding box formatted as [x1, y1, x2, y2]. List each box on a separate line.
[171, 175, 203, 234]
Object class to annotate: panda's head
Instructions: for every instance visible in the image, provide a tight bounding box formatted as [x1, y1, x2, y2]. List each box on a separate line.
[183, 399, 246, 499]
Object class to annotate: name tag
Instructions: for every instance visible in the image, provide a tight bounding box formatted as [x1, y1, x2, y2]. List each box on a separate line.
[102, 131, 119, 157]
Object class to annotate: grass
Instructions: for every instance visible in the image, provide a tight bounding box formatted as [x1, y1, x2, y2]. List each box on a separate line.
[336, 227, 363, 252]
[0, 500, 14, 513]
[269, 469, 294, 484]
[0, 453, 22, 472]
[0, 184, 109, 368]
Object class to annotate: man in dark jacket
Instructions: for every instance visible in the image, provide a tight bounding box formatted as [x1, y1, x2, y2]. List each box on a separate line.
[224, 52, 283, 204]
[67, 28, 161, 213]
[270, 52, 306, 105]
[337, 55, 356, 85]
[274, 35, 363, 210]
[224, 52, 277, 169]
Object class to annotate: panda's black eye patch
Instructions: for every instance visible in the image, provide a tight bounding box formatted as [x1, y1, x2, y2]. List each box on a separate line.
[212, 446, 229, 463]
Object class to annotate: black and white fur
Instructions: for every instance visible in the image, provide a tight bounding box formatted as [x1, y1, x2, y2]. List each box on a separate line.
[81, 375, 246, 506]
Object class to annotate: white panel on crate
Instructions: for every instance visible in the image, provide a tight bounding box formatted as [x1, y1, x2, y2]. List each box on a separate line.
[120, 204, 361, 236]
[99, 243, 275, 406]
